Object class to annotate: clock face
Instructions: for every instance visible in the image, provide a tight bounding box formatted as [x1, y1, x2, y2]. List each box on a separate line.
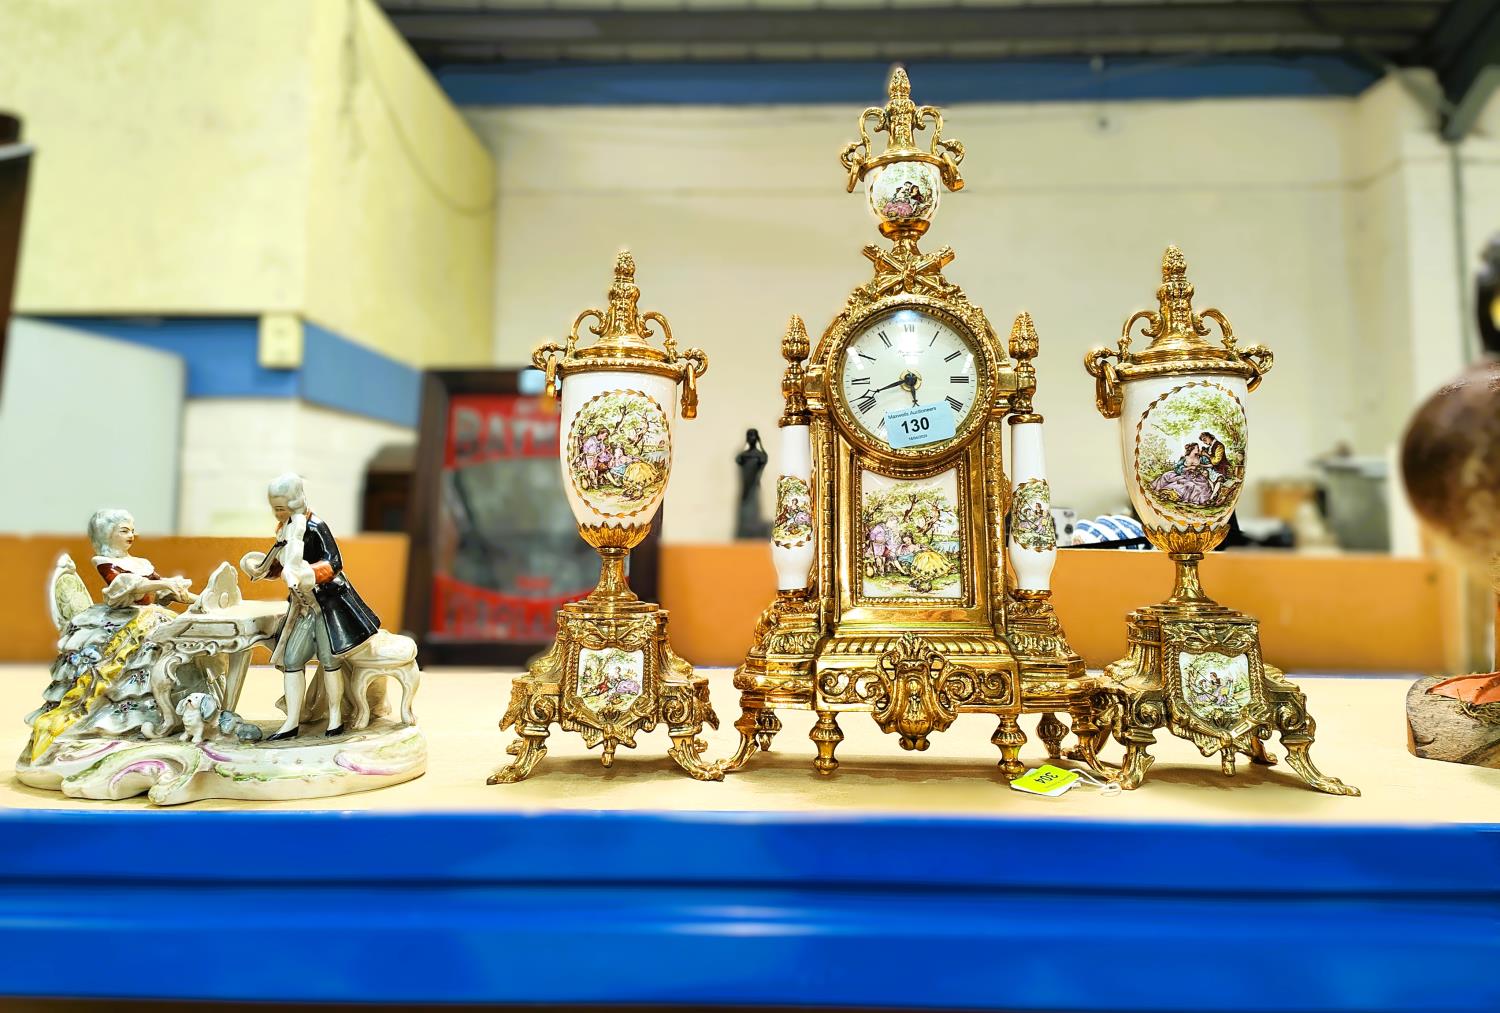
[837, 307, 980, 449]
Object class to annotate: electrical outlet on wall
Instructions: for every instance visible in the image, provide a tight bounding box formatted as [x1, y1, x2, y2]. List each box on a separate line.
[258, 313, 304, 369]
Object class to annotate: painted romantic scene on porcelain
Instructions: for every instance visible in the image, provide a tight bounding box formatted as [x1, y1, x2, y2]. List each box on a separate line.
[773, 475, 813, 548]
[567, 389, 671, 518]
[1178, 650, 1254, 730]
[868, 161, 939, 224]
[861, 469, 962, 598]
[1009, 478, 1056, 553]
[576, 646, 646, 718]
[1134, 381, 1247, 525]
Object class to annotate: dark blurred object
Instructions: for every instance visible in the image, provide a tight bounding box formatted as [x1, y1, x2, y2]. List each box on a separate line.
[734, 427, 770, 539]
[0, 112, 34, 393]
[1221, 512, 1295, 549]
[403, 369, 659, 665]
[1403, 232, 1500, 762]
[361, 443, 414, 533]
[1070, 511, 1291, 551]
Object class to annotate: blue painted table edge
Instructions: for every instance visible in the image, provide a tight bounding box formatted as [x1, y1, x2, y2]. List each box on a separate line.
[1, 807, 1497, 1011]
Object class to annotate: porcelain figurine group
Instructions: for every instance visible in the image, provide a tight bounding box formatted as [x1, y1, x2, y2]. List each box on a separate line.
[19, 473, 424, 805]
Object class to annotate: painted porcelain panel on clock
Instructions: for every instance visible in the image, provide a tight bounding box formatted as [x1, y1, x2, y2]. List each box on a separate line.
[1120, 376, 1248, 532]
[838, 307, 979, 448]
[560, 371, 677, 528]
[859, 467, 963, 600]
[866, 161, 940, 227]
[773, 475, 813, 548]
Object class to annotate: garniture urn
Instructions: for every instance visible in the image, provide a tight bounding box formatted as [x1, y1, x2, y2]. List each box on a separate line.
[1086, 246, 1271, 559]
[1084, 246, 1356, 796]
[540, 251, 705, 563]
[487, 251, 720, 784]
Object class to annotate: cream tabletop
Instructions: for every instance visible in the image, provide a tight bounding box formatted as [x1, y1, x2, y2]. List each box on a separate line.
[3, 664, 1497, 821]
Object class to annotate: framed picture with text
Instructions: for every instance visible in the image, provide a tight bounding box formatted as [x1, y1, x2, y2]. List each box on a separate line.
[403, 369, 661, 665]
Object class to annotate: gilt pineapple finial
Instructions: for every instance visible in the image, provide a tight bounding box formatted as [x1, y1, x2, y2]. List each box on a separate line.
[780, 314, 811, 426]
[1009, 312, 1039, 417]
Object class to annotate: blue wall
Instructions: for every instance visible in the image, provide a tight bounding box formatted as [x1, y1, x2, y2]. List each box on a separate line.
[36, 316, 421, 428]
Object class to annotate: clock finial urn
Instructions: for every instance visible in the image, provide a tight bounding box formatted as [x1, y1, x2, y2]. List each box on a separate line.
[839, 66, 965, 239]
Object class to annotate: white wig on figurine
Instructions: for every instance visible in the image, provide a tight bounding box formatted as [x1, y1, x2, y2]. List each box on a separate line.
[87, 508, 133, 558]
[267, 472, 308, 514]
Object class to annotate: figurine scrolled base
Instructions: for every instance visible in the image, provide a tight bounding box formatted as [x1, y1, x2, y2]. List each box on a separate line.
[17, 722, 426, 806]
[1097, 579, 1358, 796]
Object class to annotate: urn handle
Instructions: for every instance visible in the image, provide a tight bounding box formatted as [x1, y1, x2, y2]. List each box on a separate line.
[532, 341, 566, 399]
[1083, 346, 1124, 419]
[1239, 344, 1274, 391]
[678, 347, 709, 419]
[1201, 307, 1274, 391]
[643, 311, 676, 361]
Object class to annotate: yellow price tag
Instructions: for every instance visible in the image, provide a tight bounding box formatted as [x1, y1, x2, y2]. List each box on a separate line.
[1009, 764, 1081, 797]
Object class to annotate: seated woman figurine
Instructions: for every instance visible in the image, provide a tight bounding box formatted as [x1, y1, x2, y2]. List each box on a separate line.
[89, 508, 197, 608]
[22, 511, 197, 764]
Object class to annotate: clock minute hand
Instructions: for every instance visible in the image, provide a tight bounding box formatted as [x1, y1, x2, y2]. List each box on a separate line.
[870, 378, 906, 394]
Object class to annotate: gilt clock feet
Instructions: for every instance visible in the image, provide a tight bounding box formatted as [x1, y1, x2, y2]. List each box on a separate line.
[487, 734, 550, 784]
[811, 710, 844, 775]
[991, 714, 1027, 779]
[1115, 736, 1157, 791]
[1036, 712, 1068, 760]
[1245, 736, 1278, 766]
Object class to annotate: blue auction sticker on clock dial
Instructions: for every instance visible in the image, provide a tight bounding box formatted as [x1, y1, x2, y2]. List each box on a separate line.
[885, 402, 957, 449]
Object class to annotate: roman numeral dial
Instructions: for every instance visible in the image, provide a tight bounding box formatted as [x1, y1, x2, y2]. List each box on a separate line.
[838, 308, 981, 450]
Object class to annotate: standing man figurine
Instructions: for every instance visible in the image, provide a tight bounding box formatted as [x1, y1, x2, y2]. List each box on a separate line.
[240, 473, 380, 740]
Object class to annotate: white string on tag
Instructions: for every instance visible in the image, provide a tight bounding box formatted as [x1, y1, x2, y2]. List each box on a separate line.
[1071, 769, 1122, 798]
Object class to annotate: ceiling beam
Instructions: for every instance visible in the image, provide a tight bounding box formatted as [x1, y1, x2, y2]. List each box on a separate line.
[383, 3, 1441, 59]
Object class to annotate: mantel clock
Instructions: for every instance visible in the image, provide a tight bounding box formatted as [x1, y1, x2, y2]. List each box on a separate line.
[727, 68, 1105, 778]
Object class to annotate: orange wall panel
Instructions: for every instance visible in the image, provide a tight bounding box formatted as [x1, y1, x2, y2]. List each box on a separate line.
[660, 543, 1459, 675]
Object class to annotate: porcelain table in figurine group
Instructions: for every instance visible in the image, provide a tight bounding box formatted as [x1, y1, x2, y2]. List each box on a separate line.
[18, 484, 424, 806]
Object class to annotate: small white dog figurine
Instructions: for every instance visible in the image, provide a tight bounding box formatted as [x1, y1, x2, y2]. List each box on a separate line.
[176, 692, 219, 743]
